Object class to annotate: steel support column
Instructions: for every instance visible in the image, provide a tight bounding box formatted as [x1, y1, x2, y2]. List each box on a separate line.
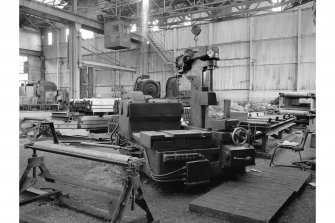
[208, 23, 213, 45]
[68, 23, 81, 99]
[249, 17, 254, 101]
[67, 0, 81, 99]
[55, 29, 60, 88]
[173, 28, 177, 56]
[296, 8, 302, 91]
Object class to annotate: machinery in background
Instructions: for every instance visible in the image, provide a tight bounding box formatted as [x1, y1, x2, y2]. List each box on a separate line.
[19, 81, 68, 111]
[239, 113, 296, 156]
[133, 75, 161, 98]
[115, 46, 255, 186]
[277, 92, 316, 129]
[69, 98, 119, 114]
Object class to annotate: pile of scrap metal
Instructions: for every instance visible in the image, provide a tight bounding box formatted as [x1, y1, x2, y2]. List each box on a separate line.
[19, 119, 158, 223]
[113, 46, 256, 187]
[69, 98, 119, 114]
[19, 81, 68, 111]
[277, 92, 316, 128]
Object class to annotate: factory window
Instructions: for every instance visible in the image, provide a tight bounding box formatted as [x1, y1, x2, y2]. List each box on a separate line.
[19, 56, 28, 85]
[48, 32, 53, 45]
[272, 0, 281, 11]
[80, 29, 94, 39]
[65, 28, 69, 42]
[130, 24, 137, 33]
[152, 20, 159, 31]
[184, 17, 191, 26]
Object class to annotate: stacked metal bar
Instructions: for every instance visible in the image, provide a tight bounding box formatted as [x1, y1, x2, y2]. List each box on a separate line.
[69, 98, 119, 114]
[51, 112, 118, 130]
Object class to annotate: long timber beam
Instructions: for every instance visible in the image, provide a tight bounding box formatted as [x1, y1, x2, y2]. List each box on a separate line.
[20, 0, 104, 34]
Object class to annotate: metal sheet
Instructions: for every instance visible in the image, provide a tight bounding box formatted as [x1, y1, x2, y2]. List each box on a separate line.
[253, 64, 297, 90]
[299, 63, 315, 90]
[213, 17, 249, 44]
[254, 11, 298, 40]
[301, 8, 316, 36]
[253, 38, 297, 64]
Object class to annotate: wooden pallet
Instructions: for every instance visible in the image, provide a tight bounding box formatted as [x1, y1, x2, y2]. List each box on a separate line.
[189, 165, 311, 223]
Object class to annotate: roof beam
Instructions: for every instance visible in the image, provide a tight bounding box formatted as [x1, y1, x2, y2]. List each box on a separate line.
[19, 0, 104, 34]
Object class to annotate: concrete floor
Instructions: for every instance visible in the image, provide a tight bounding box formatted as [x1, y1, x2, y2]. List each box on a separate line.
[19, 111, 315, 223]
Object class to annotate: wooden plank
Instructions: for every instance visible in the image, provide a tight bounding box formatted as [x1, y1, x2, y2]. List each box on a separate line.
[20, 191, 61, 206]
[26, 187, 48, 195]
[20, 213, 48, 223]
[190, 165, 311, 223]
[39, 172, 122, 196]
[47, 183, 118, 204]
[59, 196, 111, 219]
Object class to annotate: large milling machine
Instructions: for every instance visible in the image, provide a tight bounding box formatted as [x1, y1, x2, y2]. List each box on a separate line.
[115, 46, 255, 186]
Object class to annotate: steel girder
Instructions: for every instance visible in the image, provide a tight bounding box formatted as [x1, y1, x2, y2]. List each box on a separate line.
[100, 0, 313, 29]
[20, 0, 313, 31]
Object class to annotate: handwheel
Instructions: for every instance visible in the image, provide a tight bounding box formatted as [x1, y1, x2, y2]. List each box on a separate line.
[231, 127, 248, 146]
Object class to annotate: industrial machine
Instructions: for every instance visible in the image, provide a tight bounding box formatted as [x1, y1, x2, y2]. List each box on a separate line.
[277, 92, 316, 128]
[115, 46, 255, 186]
[19, 81, 68, 110]
[133, 75, 161, 98]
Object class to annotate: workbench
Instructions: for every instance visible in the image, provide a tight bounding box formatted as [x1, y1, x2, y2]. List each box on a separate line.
[239, 114, 296, 156]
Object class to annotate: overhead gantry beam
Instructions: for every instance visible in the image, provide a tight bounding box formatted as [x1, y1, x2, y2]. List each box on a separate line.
[19, 0, 104, 34]
[80, 61, 136, 73]
[19, 0, 144, 42]
[19, 48, 42, 57]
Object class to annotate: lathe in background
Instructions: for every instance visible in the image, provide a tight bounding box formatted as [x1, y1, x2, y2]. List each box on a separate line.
[19, 81, 68, 111]
[277, 92, 316, 130]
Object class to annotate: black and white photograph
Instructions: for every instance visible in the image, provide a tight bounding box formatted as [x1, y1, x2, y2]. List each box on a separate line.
[2, 0, 333, 222]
